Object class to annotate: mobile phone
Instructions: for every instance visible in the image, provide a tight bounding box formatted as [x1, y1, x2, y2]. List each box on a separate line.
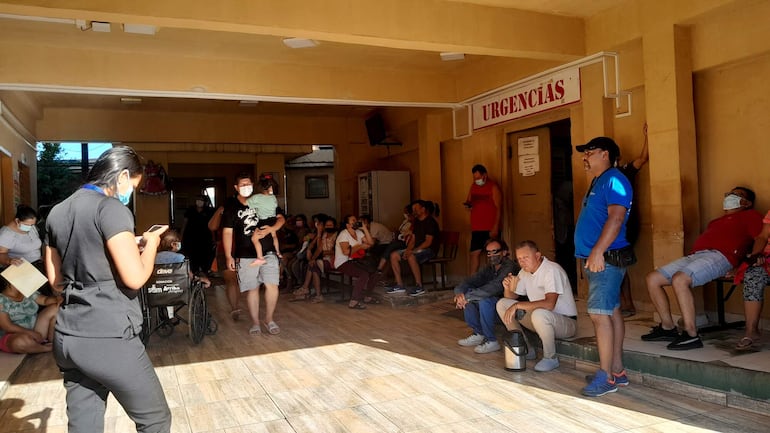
[148, 224, 165, 232]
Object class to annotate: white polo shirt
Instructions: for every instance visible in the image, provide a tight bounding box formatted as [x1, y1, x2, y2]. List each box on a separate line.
[515, 257, 578, 317]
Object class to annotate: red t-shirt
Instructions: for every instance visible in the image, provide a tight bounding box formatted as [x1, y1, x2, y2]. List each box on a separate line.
[469, 180, 499, 231]
[691, 209, 763, 266]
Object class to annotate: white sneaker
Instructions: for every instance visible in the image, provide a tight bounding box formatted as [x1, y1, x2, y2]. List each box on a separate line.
[458, 333, 485, 347]
[474, 340, 501, 354]
[534, 357, 560, 372]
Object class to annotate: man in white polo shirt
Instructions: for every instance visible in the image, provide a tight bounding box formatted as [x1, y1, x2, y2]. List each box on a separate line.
[496, 240, 578, 372]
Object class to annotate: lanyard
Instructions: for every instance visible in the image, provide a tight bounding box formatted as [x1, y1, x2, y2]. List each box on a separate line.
[81, 184, 106, 195]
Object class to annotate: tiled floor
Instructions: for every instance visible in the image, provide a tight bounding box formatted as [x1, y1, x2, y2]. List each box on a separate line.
[1, 284, 769, 433]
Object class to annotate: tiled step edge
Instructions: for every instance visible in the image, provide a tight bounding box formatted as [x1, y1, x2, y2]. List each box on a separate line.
[557, 338, 770, 416]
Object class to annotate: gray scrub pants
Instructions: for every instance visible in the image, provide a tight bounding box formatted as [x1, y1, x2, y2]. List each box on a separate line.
[53, 332, 171, 433]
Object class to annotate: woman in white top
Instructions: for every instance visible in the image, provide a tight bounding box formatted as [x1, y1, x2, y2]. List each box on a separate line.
[335, 215, 380, 309]
[0, 205, 42, 268]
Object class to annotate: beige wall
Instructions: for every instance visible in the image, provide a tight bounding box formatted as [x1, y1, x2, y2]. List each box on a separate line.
[0, 103, 38, 219]
[286, 167, 337, 220]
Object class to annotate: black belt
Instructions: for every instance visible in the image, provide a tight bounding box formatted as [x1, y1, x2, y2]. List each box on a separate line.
[568, 315, 577, 320]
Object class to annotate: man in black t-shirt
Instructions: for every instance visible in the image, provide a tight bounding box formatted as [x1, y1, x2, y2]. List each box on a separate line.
[386, 200, 440, 297]
[222, 172, 285, 336]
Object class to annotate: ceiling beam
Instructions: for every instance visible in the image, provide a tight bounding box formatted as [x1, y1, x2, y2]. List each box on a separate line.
[0, 0, 585, 61]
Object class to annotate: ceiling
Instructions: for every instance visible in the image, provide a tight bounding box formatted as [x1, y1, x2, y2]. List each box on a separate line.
[0, 1, 622, 127]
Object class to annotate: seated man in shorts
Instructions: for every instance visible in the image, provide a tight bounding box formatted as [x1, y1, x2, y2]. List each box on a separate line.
[386, 200, 440, 297]
[643, 186, 762, 350]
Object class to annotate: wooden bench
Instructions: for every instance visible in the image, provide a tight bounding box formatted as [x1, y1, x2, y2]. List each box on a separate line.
[421, 231, 460, 290]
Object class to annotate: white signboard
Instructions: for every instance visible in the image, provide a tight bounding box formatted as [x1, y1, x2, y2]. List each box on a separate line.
[517, 136, 539, 156]
[519, 155, 540, 177]
[472, 67, 581, 130]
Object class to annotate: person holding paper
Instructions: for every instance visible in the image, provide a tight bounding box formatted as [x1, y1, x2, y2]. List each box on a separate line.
[0, 277, 59, 354]
[0, 205, 42, 268]
[44, 146, 171, 433]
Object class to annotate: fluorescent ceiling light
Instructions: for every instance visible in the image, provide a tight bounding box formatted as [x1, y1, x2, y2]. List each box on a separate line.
[282, 38, 318, 49]
[0, 13, 74, 25]
[120, 97, 142, 104]
[238, 100, 259, 106]
[123, 23, 157, 35]
[440, 52, 465, 61]
[91, 21, 111, 32]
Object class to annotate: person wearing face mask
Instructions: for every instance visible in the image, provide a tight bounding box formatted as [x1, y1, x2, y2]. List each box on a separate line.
[181, 194, 215, 276]
[454, 239, 519, 354]
[246, 176, 282, 267]
[293, 217, 337, 303]
[464, 164, 502, 275]
[222, 172, 285, 336]
[155, 229, 211, 288]
[643, 186, 762, 351]
[0, 205, 42, 270]
[497, 240, 577, 372]
[44, 146, 171, 433]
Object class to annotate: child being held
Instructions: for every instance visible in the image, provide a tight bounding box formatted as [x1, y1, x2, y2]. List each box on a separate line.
[246, 177, 282, 266]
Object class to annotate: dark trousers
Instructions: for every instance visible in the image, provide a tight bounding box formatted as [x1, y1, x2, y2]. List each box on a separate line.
[338, 260, 379, 301]
[53, 332, 171, 433]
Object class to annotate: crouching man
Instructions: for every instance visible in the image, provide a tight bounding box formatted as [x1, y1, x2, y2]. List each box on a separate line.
[455, 239, 519, 354]
[496, 240, 578, 371]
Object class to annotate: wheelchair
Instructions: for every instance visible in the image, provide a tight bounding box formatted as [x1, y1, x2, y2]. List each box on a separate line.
[139, 260, 217, 345]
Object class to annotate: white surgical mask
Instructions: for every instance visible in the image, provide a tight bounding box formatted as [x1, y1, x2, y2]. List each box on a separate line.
[475, 179, 486, 186]
[723, 194, 742, 210]
[239, 185, 253, 197]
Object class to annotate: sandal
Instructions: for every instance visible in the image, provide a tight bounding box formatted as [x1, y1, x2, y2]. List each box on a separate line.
[230, 309, 242, 321]
[264, 321, 281, 335]
[348, 301, 367, 310]
[363, 297, 381, 304]
[249, 325, 261, 335]
[310, 296, 324, 304]
[736, 337, 755, 350]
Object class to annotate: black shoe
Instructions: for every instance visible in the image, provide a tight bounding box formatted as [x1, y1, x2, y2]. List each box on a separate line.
[667, 331, 703, 350]
[641, 324, 679, 342]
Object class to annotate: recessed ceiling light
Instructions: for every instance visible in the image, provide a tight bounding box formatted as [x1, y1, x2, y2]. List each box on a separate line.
[120, 97, 142, 104]
[440, 52, 465, 61]
[282, 38, 318, 49]
[123, 23, 157, 35]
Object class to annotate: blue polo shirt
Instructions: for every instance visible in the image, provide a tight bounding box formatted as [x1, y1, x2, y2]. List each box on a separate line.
[574, 167, 632, 258]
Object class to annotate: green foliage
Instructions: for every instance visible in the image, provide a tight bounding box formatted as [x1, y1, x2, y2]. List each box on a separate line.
[37, 143, 78, 205]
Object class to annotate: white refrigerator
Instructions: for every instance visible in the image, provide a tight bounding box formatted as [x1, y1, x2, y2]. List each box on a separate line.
[358, 171, 411, 230]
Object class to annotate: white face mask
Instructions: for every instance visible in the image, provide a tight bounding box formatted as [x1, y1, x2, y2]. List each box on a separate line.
[475, 178, 486, 186]
[239, 185, 253, 197]
[195, 200, 205, 207]
[723, 194, 743, 210]
[18, 222, 33, 232]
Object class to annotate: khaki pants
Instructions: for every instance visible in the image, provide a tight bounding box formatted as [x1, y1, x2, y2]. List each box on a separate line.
[496, 298, 577, 359]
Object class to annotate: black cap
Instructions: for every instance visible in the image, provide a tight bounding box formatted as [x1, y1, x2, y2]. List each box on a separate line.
[576, 137, 619, 163]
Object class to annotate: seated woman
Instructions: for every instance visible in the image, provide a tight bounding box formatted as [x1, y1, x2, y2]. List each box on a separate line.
[335, 215, 380, 309]
[156, 230, 211, 288]
[736, 209, 770, 350]
[0, 205, 43, 269]
[294, 216, 337, 303]
[0, 277, 59, 354]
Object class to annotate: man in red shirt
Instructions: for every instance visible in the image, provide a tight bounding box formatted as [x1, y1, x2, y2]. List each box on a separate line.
[643, 186, 762, 350]
[464, 164, 502, 275]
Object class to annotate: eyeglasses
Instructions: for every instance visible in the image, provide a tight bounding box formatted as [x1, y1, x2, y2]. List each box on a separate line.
[485, 249, 501, 255]
[583, 149, 605, 158]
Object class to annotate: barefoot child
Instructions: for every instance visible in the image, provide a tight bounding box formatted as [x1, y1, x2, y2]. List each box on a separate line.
[247, 177, 281, 266]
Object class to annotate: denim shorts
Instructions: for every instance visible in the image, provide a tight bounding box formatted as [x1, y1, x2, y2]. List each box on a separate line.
[398, 248, 435, 264]
[585, 263, 626, 315]
[237, 254, 280, 291]
[656, 250, 732, 288]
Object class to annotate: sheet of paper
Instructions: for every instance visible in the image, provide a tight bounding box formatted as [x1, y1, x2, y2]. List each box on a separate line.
[1, 258, 47, 298]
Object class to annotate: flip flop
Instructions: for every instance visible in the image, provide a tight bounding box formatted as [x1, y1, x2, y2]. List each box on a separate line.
[363, 297, 381, 304]
[249, 325, 261, 335]
[348, 302, 367, 310]
[736, 337, 754, 350]
[230, 309, 242, 321]
[310, 296, 324, 304]
[264, 321, 281, 335]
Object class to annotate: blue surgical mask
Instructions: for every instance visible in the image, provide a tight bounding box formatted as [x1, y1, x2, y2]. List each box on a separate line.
[19, 223, 33, 232]
[172, 242, 182, 252]
[118, 182, 134, 206]
[723, 194, 742, 210]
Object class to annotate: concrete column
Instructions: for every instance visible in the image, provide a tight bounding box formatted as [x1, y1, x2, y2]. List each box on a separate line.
[642, 25, 702, 322]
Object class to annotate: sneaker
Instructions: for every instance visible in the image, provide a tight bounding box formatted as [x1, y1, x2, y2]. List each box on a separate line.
[667, 331, 703, 350]
[474, 340, 501, 354]
[581, 370, 618, 397]
[534, 357, 560, 372]
[641, 324, 679, 341]
[385, 285, 406, 294]
[458, 333, 485, 347]
[409, 287, 426, 297]
[585, 369, 629, 387]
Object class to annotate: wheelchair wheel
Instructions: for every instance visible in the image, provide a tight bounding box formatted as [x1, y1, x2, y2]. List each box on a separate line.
[188, 287, 207, 344]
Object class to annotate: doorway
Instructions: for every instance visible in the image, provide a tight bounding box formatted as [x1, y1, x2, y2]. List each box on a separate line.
[507, 118, 576, 291]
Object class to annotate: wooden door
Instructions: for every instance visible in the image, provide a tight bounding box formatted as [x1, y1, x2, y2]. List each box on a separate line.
[507, 127, 555, 257]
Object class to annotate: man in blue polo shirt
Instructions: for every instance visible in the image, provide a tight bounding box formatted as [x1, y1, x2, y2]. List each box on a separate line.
[574, 137, 633, 397]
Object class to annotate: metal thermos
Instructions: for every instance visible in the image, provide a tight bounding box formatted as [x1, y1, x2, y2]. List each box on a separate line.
[504, 330, 528, 371]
